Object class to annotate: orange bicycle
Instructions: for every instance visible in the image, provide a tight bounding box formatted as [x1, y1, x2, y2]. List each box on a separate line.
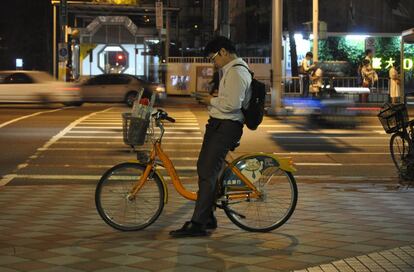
[95, 109, 298, 232]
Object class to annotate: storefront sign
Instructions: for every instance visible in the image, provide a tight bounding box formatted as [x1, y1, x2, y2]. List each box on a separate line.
[372, 57, 414, 71]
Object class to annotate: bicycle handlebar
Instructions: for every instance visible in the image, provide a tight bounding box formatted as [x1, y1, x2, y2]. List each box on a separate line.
[165, 116, 175, 123]
[152, 109, 175, 123]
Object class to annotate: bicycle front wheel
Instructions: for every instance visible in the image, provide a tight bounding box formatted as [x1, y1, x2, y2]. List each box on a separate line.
[95, 163, 165, 231]
[390, 132, 412, 172]
[224, 167, 297, 232]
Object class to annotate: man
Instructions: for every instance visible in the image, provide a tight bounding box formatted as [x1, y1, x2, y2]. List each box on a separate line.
[299, 52, 316, 97]
[364, 49, 374, 68]
[309, 63, 323, 97]
[170, 36, 252, 238]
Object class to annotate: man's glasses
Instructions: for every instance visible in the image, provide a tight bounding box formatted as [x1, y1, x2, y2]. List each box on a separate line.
[209, 51, 219, 62]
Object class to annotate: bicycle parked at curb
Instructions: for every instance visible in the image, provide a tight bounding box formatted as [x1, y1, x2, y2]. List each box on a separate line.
[95, 107, 298, 233]
[378, 103, 414, 177]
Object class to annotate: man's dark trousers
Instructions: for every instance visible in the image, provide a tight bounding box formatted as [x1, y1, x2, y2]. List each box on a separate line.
[191, 117, 243, 226]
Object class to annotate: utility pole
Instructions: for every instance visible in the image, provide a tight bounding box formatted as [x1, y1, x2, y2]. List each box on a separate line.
[313, 0, 319, 61]
[53, 4, 57, 78]
[270, 0, 283, 115]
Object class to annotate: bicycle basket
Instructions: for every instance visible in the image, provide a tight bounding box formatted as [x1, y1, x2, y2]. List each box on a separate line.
[377, 103, 408, 134]
[122, 113, 150, 146]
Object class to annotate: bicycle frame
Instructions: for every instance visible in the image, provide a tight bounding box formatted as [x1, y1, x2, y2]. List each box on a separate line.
[128, 140, 267, 201]
[128, 115, 296, 203]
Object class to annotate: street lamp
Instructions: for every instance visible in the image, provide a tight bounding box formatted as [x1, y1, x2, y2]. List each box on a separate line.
[313, 0, 319, 61]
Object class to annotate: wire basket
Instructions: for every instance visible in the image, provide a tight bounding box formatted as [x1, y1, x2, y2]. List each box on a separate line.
[122, 113, 150, 146]
[378, 103, 409, 134]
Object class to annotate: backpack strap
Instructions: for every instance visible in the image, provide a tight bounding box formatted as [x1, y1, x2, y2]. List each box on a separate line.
[232, 64, 254, 78]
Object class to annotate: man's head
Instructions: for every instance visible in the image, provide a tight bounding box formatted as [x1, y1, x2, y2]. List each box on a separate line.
[362, 59, 371, 67]
[305, 52, 313, 60]
[365, 49, 373, 57]
[204, 36, 237, 68]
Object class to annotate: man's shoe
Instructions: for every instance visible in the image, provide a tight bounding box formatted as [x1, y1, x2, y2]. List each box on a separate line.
[169, 221, 209, 238]
[206, 216, 217, 230]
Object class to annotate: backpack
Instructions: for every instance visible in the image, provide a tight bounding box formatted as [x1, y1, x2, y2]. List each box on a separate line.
[232, 64, 266, 130]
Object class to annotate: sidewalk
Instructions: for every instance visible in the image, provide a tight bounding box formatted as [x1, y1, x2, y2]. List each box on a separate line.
[0, 180, 413, 272]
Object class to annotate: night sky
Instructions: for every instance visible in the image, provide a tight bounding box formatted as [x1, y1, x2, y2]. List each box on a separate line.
[0, 0, 52, 71]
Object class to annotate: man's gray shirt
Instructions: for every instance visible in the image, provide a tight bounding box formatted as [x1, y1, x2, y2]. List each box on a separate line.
[208, 58, 252, 123]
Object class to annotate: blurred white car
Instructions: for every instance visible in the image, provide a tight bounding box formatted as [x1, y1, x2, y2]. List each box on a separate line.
[0, 71, 82, 106]
[79, 74, 166, 107]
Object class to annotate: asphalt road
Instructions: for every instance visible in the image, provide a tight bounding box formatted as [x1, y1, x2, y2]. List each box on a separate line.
[0, 98, 398, 187]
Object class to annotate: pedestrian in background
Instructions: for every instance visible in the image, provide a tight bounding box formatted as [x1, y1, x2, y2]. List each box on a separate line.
[299, 52, 316, 97]
[361, 59, 378, 88]
[360, 59, 378, 103]
[309, 63, 323, 97]
[389, 65, 401, 104]
[364, 49, 374, 68]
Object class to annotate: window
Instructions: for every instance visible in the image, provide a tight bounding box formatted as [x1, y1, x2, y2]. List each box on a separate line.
[3, 73, 34, 84]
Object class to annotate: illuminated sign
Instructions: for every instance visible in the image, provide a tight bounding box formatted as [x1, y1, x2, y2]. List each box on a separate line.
[372, 57, 414, 71]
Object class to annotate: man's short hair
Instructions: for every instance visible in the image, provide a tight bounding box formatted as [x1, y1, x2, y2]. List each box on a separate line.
[305, 52, 313, 58]
[204, 36, 236, 57]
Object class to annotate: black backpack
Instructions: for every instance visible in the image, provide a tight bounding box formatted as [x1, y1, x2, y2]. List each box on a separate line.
[233, 64, 266, 130]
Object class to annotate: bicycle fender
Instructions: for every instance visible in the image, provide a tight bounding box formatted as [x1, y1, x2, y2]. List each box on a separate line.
[153, 169, 169, 204]
[230, 153, 296, 173]
[276, 157, 297, 172]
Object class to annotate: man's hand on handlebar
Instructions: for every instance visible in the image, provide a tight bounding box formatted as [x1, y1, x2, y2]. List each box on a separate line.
[152, 109, 175, 123]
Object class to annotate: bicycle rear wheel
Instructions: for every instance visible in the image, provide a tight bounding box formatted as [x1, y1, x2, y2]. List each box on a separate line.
[223, 166, 298, 232]
[390, 132, 412, 172]
[95, 162, 165, 231]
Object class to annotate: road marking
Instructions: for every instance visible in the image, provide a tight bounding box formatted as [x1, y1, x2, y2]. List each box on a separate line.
[295, 163, 394, 166]
[1, 174, 396, 182]
[271, 135, 388, 139]
[294, 175, 394, 181]
[274, 152, 390, 155]
[38, 147, 201, 152]
[0, 108, 64, 128]
[42, 108, 114, 150]
[266, 130, 379, 134]
[79, 122, 199, 126]
[62, 135, 203, 139]
[0, 107, 115, 187]
[259, 124, 296, 128]
[73, 126, 200, 130]
[67, 130, 201, 135]
[282, 143, 389, 147]
[0, 174, 17, 186]
[54, 141, 202, 145]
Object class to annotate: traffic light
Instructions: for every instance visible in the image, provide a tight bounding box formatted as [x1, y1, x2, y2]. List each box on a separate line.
[108, 52, 127, 66]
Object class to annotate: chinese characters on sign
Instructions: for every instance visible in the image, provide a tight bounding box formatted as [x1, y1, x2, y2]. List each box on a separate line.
[372, 57, 414, 71]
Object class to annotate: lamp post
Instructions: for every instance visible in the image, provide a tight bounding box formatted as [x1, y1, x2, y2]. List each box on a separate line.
[313, 0, 319, 61]
[270, 0, 283, 115]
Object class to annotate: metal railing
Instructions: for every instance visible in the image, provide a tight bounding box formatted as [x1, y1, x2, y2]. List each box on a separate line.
[277, 76, 390, 103]
[168, 57, 271, 64]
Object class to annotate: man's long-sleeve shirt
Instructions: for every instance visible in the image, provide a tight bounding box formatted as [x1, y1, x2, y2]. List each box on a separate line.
[208, 58, 252, 123]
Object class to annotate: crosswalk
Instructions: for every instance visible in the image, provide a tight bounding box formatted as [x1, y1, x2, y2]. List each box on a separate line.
[0, 107, 399, 186]
[1, 107, 203, 186]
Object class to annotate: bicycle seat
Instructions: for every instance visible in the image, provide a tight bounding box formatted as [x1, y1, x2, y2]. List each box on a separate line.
[229, 141, 240, 151]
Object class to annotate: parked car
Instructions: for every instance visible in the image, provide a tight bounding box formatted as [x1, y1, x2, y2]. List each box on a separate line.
[0, 70, 82, 106]
[78, 74, 166, 107]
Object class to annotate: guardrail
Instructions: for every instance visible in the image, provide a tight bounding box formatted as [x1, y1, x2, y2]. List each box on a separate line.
[168, 57, 271, 64]
[275, 76, 390, 104]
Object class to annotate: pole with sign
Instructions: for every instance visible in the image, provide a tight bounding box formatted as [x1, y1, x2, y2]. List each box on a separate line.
[155, 1, 163, 30]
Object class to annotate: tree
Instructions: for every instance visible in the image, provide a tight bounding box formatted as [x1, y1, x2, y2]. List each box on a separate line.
[286, 0, 298, 76]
